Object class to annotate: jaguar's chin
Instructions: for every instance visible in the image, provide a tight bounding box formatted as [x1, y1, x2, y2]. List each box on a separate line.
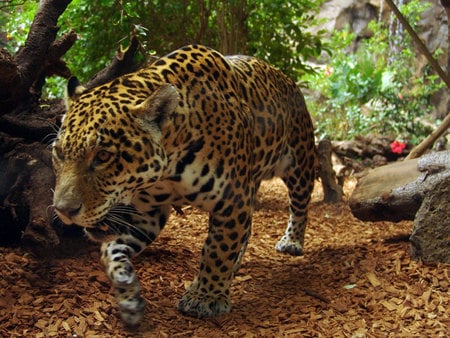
[54, 210, 74, 226]
[84, 227, 118, 243]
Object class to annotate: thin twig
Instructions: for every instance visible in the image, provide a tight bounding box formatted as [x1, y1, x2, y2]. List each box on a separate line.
[304, 288, 330, 303]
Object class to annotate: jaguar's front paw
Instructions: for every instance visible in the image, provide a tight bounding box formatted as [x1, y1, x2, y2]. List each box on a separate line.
[114, 281, 145, 326]
[177, 288, 231, 318]
[111, 264, 145, 326]
[275, 235, 304, 256]
[117, 293, 146, 327]
[108, 261, 137, 286]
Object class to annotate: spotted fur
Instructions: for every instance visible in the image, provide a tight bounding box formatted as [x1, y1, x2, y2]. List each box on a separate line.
[52, 44, 316, 325]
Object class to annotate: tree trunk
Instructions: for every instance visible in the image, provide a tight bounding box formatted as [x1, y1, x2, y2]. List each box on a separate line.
[317, 139, 343, 203]
[215, 0, 248, 54]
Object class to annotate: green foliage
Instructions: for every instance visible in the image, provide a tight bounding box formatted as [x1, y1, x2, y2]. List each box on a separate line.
[59, 0, 219, 81]
[1, 0, 443, 144]
[2, 0, 326, 98]
[303, 0, 443, 144]
[246, 0, 326, 77]
[60, 0, 326, 80]
[2, 0, 38, 53]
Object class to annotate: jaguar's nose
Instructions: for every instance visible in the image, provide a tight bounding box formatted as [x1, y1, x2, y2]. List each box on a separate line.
[54, 202, 82, 224]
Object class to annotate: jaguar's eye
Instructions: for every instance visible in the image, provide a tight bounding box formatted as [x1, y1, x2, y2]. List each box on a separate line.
[92, 150, 113, 166]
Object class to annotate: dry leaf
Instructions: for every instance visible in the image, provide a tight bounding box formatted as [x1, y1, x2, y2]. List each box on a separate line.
[366, 272, 381, 287]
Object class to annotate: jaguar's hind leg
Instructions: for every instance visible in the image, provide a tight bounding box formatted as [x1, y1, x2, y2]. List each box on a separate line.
[276, 152, 315, 256]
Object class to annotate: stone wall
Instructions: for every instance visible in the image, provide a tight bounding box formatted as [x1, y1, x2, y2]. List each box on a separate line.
[317, 0, 447, 54]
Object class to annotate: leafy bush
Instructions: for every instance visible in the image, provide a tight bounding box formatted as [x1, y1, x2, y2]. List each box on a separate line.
[246, 0, 326, 77]
[2, 0, 326, 98]
[303, 0, 444, 144]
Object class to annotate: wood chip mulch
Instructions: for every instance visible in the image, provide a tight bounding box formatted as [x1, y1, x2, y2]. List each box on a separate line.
[0, 178, 448, 337]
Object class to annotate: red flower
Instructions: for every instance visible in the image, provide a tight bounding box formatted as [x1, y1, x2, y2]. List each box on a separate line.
[390, 140, 406, 154]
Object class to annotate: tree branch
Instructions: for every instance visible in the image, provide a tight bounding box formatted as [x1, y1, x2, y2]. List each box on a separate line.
[32, 29, 77, 95]
[0, 0, 72, 113]
[84, 35, 142, 90]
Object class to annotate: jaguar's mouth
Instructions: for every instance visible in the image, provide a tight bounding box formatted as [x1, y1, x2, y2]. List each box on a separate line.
[84, 226, 117, 242]
[83, 205, 133, 242]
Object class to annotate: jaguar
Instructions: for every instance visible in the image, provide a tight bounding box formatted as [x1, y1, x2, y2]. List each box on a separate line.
[52, 44, 316, 325]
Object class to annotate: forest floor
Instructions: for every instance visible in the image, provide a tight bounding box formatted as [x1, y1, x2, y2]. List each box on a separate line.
[0, 177, 448, 337]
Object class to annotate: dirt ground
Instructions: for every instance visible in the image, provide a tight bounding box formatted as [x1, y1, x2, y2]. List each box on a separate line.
[0, 178, 448, 337]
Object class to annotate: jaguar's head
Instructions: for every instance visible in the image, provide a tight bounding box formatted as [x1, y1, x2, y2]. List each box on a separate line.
[52, 77, 179, 227]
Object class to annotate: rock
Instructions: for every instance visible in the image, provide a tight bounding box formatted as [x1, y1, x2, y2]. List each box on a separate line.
[312, 0, 378, 41]
[410, 178, 450, 263]
[316, 0, 447, 55]
[349, 149, 450, 263]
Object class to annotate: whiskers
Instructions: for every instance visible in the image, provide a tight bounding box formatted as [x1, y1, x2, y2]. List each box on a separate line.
[48, 202, 153, 243]
[47, 204, 58, 223]
[42, 121, 61, 148]
[47, 203, 67, 228]
[99, 205, 153, 243]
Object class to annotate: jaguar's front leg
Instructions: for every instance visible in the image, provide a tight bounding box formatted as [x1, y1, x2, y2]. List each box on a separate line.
[101, 236, 145, 326]
[99, 205, 170, 326]
[177, 202, 253, 317]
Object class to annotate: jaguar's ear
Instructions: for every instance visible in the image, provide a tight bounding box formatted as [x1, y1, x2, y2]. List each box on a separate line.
[65, 76, 87, 109]
[134, 84, 180, 127]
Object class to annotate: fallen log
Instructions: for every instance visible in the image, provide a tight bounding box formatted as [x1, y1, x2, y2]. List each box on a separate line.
[349, 150, 450, 263]
[349, 150, 450, 222]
